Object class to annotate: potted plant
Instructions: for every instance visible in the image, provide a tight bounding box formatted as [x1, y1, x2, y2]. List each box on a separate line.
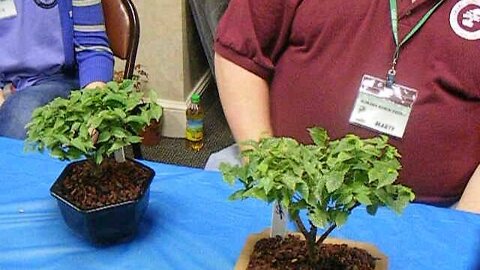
[220, 127, 415, 269]
[114, 64, 162, 146]
[24, 80, 162, 243]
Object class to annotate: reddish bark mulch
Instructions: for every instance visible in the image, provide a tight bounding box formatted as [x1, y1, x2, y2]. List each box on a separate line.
[52, 158, 152, 210]
[248, 235, 377, 270]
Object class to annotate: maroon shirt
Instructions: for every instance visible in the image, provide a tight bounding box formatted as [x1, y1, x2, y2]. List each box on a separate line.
[215, 0, 480, 206]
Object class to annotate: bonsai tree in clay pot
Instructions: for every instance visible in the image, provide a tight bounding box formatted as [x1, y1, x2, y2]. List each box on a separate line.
[220, 127, 415, 269]
[25, 80, 162, 243]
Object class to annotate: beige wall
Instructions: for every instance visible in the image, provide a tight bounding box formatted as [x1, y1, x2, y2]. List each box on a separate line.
[114, 0, 210, 137]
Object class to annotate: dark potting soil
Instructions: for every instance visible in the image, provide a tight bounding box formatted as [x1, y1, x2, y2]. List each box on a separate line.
[53, 158, 152, 210]
[248, 235, 376, 270]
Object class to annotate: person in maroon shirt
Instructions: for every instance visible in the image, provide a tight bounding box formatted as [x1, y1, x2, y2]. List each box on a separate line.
[213, 0, 480, 213]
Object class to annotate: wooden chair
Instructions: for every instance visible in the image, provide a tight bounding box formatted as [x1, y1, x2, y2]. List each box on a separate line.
[102, 0, 144, 159]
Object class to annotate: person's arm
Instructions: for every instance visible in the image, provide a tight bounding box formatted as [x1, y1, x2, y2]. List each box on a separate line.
[215, 53, 273, 149]
[213, 0, 302, 147]
[72, 1, 114, 87]
[456, 164, 480, 213]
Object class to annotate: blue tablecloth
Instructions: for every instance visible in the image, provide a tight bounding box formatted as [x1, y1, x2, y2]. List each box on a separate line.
[0, 137, 479, 270]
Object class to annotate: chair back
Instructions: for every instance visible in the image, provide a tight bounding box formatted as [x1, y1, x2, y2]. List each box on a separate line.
[102, 0, 140, 79]
[102, 0, 143, 159]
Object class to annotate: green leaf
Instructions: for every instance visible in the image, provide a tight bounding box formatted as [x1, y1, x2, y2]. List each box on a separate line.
[368, 162, 399, 188]
[112, 128, 127, 138]
[280, 188, 292, 207]
[70, 138, 87, 153]
[243, 187, 268, 201]
[148, 90, 159, 103]
[94, 153, 104, 165]
[106, 81, 119, 91]
[373, 188, 391, 206]
[261, 177, 275, 194]
[88, 117, 103, 129]
[107, 140, 127, 154]
[126, 115, 149, 126]
[228, 190, 246, 200]
[333, 211, 348, 226]
[112, 108, 127, 119]
[53, 119, 65, 129]
[355, 192, 372, 206]
[220, 164, 237, 185]
[309, 209, 329, 228]
[325, 171, 346, 193]
[50, 148, 66, 159]
[308, 127, 328, 147]
[149, 103, 163, 120]
[296, 183, 310, 203]
[257, 161, 269, 174]
[366, 204, 378, 215]
[97, 131, 112, 143]
[336, 151, 353, 164]
[127, 136, 142, 144]
[282, 175, 297, 191]
[337, 193, 353, 205]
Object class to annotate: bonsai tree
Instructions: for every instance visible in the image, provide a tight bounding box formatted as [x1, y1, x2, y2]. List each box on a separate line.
[220, 127, 415, 267]
[24, 80, 162, 207]
[24, 80, 162, 243]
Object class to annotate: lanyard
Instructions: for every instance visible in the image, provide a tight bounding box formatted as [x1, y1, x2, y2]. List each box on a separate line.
[386, 0, 445, 87]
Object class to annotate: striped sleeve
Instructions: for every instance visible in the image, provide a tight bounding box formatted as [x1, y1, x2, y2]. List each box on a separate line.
[72, 0, 114, 87]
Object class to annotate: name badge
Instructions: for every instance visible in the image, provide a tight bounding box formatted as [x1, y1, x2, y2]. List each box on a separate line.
[0, 0, 17, 19]
[271, 201, 287, 237]
[349, 74, 417, 138]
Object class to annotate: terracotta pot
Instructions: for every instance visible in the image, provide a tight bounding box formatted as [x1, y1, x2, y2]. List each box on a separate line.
[140, 119, 162, 146]
[235, 229, 388, 270]
[50, 159, 155, 244]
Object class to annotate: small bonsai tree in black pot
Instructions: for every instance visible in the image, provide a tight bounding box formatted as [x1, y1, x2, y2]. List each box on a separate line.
[220, 127, 415, 269]
[25, 80, 162, 244]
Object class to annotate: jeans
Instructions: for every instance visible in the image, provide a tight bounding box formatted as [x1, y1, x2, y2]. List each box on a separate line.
[0, 74, 79, 139]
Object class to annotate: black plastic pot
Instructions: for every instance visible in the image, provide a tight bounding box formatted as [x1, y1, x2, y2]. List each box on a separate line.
[50, 159, 155, 244]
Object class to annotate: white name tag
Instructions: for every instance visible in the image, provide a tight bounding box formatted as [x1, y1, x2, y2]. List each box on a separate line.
[0, 0, 17, 19]
[271, 201, 287, 237]
[349, 74, 418, 138]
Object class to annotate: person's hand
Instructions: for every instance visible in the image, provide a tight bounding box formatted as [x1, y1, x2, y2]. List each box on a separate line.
[84, 81, 106, 90]
[0, 91, 5, 107]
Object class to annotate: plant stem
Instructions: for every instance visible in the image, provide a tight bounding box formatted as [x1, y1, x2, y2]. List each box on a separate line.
[292, 214, 308, 237]
[316, 223, 336, 244]
[292, 215, 318, 267]
[87, 158, 103, 180]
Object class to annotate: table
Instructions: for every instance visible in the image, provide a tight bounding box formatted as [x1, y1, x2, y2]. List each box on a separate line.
[0, 137, 479, 270]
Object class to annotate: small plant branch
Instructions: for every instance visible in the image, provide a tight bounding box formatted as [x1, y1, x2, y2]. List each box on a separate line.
[308, 220, 318, 240]
[316, 203, 360, 244]
[316, 223, 336, 244]
[292, 214, 309, 238]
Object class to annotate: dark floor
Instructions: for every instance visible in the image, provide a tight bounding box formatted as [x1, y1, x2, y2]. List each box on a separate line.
[124, 92, 235, 168]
